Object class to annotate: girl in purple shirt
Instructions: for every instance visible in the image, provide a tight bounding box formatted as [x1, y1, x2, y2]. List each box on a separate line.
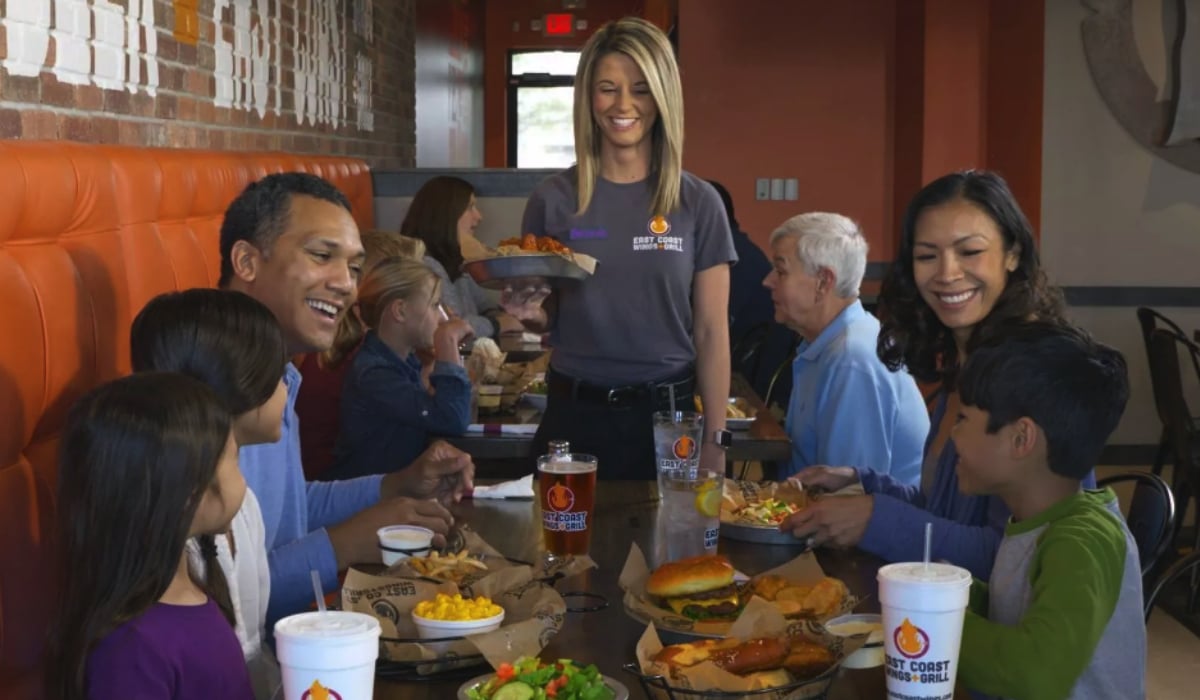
[46, 373, 254, 700]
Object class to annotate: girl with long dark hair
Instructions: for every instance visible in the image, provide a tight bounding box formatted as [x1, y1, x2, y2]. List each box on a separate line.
[47, 373, 253, 699]
[129, 288, 289, 699]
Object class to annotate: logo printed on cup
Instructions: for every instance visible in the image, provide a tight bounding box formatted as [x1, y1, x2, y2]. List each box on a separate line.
[703, 526, 719, 549]
[301, 680, 342, 700]
[672, 436, 697, 460]
[894, 618, 930, 659]
[546, 482, 576, 512]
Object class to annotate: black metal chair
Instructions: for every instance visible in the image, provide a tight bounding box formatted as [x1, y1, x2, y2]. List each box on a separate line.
[1137, 307, 1200, 476]
[1149, 328, 1200, 554]
[1144, 550, 1200, 623]
[1097, 472, 1175, 588]
[731, 321, 770, 388]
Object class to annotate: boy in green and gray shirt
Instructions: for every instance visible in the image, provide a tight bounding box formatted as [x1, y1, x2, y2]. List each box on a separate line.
[952, 322, 1146, 700]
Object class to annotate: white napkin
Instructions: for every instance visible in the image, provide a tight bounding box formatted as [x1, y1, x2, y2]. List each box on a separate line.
[470, 474, 535, 499]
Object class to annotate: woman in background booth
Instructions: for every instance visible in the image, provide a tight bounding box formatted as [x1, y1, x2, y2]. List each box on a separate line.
[502, 17, 737, 479]
[402, 176, 521, 341]
[783, 170, 1088, 579]
[295, 230, 425, 479]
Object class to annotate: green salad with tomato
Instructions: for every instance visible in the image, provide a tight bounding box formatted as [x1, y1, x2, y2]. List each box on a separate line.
[466, 657, 614, 700]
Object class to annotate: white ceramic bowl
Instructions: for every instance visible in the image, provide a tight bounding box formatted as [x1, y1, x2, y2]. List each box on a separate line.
[411, 608, 505, 639]
[376, 525, 434, 566]
[825, 613, 884, 669]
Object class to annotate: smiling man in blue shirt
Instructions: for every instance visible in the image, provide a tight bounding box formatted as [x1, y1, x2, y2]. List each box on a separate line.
[764, 212, 927, 485]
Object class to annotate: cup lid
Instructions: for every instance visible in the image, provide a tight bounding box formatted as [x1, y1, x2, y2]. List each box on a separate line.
[275, 611, 381, 639]
[878, 561, 972, 586]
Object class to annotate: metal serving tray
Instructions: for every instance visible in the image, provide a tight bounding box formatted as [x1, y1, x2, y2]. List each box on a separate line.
[461, 254, 592, 290]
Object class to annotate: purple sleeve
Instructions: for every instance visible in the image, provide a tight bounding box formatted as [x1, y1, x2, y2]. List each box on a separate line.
[860, 493, 1007, 579]
[858, 468, 923, 503]
[87, 631, 173, 698]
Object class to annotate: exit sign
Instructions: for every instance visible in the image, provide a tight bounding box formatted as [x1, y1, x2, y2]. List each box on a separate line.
[543, 13, 575, 37]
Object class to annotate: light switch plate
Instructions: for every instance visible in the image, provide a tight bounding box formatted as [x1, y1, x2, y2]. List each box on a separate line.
[785, 178, 799, 201]
[770, 178, 785, 201]
[755, 178, 770, 201]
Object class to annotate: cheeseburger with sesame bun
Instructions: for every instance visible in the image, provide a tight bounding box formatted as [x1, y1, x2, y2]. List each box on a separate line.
[646, 554, 746, 621]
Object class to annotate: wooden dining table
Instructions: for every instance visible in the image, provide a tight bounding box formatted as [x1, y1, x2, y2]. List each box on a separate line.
[372, 481, 968, 699]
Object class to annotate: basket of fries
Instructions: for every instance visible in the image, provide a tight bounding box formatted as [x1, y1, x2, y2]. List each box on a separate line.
[407, 549, 492, 586]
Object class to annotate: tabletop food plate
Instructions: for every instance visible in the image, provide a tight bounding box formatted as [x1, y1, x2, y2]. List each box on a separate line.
[462, 254, 593, 290]
[457, 672, 630, 700]
[719, 481, 809, 546]
[719, 521, 812, 547]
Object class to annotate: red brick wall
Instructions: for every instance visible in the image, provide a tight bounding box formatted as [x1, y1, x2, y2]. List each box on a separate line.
[0, 0, 416, 168]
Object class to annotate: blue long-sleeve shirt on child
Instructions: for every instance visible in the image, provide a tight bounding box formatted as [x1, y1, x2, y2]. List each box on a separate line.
[330, 331, 472, 480]
[857, 391, 1095, 579]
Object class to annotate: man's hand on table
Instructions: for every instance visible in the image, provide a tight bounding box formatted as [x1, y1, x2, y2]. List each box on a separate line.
[382, 440, 475, 505]
[327, 497, 453, 570]
[792, 465, 860, 493]
[780, 494, 874, 549]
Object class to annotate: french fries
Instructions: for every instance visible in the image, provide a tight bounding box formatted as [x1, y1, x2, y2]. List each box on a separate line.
[694, 396, 752, 419]
[407, 550, 489, 584]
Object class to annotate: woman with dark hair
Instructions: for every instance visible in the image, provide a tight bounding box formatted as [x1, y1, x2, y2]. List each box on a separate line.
[784, 170, 1086, 579]
[129, 288, 289, 699]
[46, 373, 253, 699]
[401, 176, 518, 340]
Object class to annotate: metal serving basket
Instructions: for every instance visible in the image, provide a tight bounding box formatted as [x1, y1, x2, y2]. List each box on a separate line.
[461, 254, 592, 290]
[622, 661, 838, 700]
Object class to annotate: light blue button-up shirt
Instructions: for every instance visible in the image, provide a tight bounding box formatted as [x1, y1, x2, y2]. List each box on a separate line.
[782, 300, 928, 484]
[239, 363, 383, 629]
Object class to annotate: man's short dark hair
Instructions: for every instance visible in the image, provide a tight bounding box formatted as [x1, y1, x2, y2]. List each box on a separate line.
[958, 321, 1129, 480]
[218, 172, 352, 287]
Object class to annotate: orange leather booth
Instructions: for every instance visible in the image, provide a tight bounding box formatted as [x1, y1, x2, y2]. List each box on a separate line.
[0, 142, 374, 697]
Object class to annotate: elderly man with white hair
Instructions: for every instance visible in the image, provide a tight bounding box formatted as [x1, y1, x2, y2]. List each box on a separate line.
[764, 212, 927, 484]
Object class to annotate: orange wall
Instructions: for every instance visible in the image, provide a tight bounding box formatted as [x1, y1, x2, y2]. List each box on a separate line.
[477, 0, 1044, 258]
[680, 0, 899, 261]
[679, 0, 1043, 262]
[482, 0, 646, 167]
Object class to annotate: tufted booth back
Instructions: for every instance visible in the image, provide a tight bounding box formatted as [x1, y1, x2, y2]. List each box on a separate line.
[0, 142, 373, 698]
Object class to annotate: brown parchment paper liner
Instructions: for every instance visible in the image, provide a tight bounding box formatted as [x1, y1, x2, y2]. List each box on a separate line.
[381, 528, 511, 590]
[343, 549, 595, 670]
[618, 543, 858, 637]
[633, 597, 868, 699]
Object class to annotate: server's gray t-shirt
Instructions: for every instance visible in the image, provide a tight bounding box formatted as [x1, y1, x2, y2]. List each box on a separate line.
[521, 168, 736, 384]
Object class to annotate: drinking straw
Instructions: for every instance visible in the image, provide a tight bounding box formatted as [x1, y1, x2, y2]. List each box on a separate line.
[923, 522, 933, 571]
[311, 569, 327, 613]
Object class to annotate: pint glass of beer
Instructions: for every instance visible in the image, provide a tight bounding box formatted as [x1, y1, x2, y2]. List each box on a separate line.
[537, 453, 598, 556]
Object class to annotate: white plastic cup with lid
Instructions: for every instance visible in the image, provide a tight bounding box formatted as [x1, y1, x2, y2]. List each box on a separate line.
[275, 610, 381, 700]
[877, 562, 972, 700]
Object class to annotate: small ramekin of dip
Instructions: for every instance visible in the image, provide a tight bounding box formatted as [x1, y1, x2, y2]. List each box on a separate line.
[376, 525, 435, 566]
[825, 612, 884, 669]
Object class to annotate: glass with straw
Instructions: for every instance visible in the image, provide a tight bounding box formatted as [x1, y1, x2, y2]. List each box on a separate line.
[876, 523, 973, 698]
[272, 570, 382, 699]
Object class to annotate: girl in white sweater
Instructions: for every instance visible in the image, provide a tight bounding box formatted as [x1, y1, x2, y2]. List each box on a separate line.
[131, 288, 291, 700]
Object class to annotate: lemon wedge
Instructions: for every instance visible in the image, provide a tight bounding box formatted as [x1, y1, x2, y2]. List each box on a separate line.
[694, 484, 722, 517]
